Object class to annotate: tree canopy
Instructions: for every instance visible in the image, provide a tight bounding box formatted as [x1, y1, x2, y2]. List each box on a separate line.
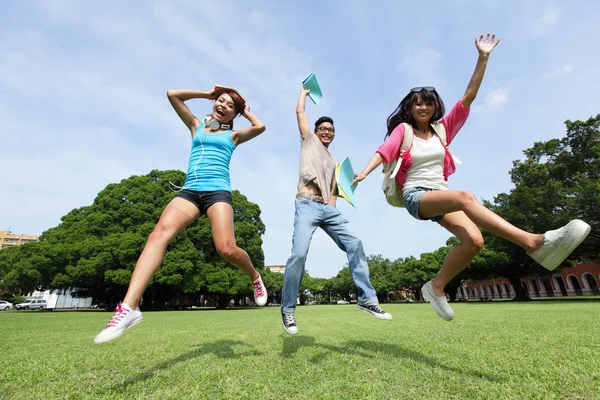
[0, 170, 266, 308]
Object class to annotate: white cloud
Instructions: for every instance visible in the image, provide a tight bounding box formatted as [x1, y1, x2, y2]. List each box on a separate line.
[483, 87, 508, 109]
[398, 47, 444, 88]
[532, 4, 561, 36]
[543, 64, 575, 79]
[469, 83, 509, 116]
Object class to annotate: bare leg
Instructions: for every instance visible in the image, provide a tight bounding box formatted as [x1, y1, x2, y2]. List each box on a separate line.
[122, 198, 200, 308]
[431, 211, 484, 296]
[419, 190, 544, 253]
[206, 202, 259, 281]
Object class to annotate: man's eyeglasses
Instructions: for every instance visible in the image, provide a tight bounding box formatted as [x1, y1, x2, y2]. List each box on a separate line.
[317, 126, 335, 133]
[411, 86, 436, 93]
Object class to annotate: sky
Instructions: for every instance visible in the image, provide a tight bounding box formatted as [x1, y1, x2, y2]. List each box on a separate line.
[1, 1, 599, 279]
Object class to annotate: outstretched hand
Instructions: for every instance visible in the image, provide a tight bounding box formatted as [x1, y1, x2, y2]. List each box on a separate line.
[351, 172, 366, 186]
[301, 86, 310, 97]
[475, 33, 500, 56]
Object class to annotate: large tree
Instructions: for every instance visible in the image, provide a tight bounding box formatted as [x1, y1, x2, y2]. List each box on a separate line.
[365, 255, 395, 303]
[261, 268, 284, 304]
[394, 251, 446, 301]
[0, 243, 44, 296]
[482, 115, 600, 299]
[1, 170, 266, 308]
[331, 266, 355, 301]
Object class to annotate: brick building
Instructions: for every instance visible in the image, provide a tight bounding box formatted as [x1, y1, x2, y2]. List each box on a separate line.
[456, 261, 600, 299]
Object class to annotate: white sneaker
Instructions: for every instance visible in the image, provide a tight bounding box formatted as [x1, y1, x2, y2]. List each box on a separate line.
[94, 304, 143, 344]
[527, 220, 591, 271]
[252, 275, 267, 306]
[421, 281, 454, 321]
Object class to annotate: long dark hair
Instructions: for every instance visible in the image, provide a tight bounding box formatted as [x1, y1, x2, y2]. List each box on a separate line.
[385, 89, 445, 139]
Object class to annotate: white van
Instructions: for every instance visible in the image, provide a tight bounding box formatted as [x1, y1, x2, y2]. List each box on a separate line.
[15, 299, 47, 310]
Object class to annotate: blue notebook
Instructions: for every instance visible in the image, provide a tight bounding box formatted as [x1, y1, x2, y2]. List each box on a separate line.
[302, 73, 323, 105]
[333, 157, 358, 207]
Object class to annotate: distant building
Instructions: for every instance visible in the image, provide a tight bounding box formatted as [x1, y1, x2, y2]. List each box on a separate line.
[0, 230, 39, 249]
[456, 261, 600, 300]
[268, 265, 285, 273]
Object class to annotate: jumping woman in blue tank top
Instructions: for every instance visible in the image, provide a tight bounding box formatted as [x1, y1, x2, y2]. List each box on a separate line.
[95, 86, 267, 344]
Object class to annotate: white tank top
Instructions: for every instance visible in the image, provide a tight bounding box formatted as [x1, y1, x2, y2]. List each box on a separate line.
[403, 135, 448, 191]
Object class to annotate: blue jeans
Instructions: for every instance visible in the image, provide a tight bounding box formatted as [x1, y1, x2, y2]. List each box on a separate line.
[281, 198, 378, 315]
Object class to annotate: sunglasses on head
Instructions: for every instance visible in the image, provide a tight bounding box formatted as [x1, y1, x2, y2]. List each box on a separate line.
[411, 86, 436, 93]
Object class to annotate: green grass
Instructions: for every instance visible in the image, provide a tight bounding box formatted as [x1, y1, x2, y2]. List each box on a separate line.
[1, 302, 599, 399]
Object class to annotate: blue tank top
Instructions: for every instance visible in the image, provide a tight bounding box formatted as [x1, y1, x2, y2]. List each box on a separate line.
[182, 124, 236, 192]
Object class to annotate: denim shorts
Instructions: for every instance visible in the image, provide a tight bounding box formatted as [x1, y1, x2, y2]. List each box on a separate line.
[176, 189, 232, 215]
[402, 186, 444, 223]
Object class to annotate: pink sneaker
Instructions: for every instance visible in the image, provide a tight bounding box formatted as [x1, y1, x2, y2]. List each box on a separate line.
[253, 275, 267, 306]
[94, 303, 143, 344]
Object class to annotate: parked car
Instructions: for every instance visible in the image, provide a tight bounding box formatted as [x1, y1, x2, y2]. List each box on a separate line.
[15, 299, 46, 310]
[90, 302, 115, 310]
[0, 300, 13, 311]
[337, 300, 350, 305]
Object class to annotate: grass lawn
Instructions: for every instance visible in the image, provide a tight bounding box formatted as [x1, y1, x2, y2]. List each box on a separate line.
[1, 302, 599, 399]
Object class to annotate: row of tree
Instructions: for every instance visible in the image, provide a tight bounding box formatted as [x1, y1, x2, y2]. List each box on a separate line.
[0, 116, 598, 307]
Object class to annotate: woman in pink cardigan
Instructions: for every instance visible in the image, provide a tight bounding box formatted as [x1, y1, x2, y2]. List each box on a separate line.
[353, 33, 590, 321]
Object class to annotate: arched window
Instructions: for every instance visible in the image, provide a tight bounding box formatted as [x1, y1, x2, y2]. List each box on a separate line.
[567, 275, 583, 296]
[494, 283, 502, 298]
[583, 273, 600, 295]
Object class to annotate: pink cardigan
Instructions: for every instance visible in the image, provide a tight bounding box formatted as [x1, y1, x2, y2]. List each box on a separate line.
[376, 100, 470, 189]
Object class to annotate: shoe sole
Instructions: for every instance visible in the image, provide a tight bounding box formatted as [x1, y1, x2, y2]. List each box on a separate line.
[356, 305, 393, 320]
[537, 220, 591, 271]
[94, 315, 143, 344]
[255, 296, 267, 307]
[421, 283, 454, 321]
